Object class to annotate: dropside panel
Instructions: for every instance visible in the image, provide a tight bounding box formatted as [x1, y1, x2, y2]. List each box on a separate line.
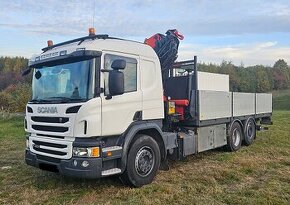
[199, 90, 232, 121]
[256, 93, 272, 114]
[197, 71, 229, 92]
[233, 92, 255, 116]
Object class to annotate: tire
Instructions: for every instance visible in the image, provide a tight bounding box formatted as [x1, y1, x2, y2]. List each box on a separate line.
[243, 118, 256, 146]
[120, 134, 161, 187]
[226, 122, 242, 152]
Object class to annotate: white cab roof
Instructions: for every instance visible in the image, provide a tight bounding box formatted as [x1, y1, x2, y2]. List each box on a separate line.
[29, 37, 158, 63]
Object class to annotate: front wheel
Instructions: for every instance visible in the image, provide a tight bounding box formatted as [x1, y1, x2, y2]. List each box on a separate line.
[120, 134, 161, 187]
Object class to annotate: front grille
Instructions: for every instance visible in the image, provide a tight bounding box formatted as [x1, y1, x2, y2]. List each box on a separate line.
[33, 146, 67, 156]
[31, 116, 69, 123]
[30, 137, 72, 159]
[33, 140, 67, 148]
[32, 125, 68, 132]
[37, 134, 64, 139]
[29, 113, 73, 159]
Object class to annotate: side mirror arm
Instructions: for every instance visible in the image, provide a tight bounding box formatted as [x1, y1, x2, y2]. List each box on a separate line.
[105, 95, 112, 100]
[22, 68, 32, 76]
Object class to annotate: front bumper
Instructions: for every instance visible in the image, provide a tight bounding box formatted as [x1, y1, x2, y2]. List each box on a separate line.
[25, 149, 103, 179]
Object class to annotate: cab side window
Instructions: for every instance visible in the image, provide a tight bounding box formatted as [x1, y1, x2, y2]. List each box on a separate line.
[104, 54, 137, 95]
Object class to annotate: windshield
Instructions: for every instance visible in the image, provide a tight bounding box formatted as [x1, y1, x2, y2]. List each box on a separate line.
[31, 59, 94, 103]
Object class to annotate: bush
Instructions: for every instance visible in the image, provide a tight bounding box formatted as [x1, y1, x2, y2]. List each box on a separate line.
[0, 83, 31, 112]
[0, 90, 13, 110]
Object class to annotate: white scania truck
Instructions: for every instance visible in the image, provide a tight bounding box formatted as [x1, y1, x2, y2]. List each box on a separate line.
[24, 29, 272, 187]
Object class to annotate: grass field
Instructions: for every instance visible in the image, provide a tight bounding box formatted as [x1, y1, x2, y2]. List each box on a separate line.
[0, 110, 290, 204]
[273, 89, 290, 110]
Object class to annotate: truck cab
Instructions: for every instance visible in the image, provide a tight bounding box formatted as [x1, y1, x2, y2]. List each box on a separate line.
[25, 32, 165, 183]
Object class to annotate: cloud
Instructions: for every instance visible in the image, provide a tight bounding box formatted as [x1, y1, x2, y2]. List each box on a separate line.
[1, 0, 290, 37]
[0, 0, 290, 66]
[178, 41, 290, 66]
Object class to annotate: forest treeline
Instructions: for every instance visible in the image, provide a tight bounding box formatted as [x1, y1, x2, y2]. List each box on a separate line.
[198, 59, 290, 92]
[0, 56, 289, 112]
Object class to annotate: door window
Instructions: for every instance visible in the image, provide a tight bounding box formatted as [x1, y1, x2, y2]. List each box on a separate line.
[104, 54, 137, 95]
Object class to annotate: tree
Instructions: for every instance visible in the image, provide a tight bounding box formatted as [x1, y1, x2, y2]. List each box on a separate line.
[272, 59, 289, 89]
[254, 66, 271, 92]
[220, 60, 240, 91]
[236, 67, 256, 92]
[0, 57, 29, 91]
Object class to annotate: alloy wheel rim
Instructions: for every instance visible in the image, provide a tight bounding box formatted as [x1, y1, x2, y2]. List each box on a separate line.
[233, 128, 241, 147]
[247, 122, 254, 139]
[135, 146, 155, 177]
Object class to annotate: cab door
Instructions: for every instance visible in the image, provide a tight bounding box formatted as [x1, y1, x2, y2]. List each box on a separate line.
[100, 52, 142, 136]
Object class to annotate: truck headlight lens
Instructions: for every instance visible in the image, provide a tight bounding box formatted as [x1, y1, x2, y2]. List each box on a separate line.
[73, 147, 100, 158]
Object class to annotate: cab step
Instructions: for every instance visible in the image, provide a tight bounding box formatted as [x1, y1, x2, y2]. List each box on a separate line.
[102, 168, 121, 176]
[102, 146, 122, 152]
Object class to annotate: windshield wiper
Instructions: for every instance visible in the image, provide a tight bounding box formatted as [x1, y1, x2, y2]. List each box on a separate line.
[43, 97, 85, 103]
[29, 99, 52, 103]
[29, 97, 86, 104]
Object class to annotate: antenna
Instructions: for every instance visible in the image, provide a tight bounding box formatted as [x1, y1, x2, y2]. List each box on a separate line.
[92, 0, 96, 28]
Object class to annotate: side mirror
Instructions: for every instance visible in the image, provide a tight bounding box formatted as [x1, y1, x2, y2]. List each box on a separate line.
[108, 70, 124, 96]
[22, 68, 32, 76]
[111, 59, 126, 70]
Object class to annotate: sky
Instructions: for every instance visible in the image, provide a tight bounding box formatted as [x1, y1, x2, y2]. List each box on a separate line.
[0, 0, 290, 66]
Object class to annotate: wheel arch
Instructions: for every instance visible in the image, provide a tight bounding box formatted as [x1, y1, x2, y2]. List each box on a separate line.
[136, 128, 166, 161]
[120, 122, 166, 172]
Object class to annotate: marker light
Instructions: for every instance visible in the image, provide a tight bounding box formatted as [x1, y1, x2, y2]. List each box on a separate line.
[168, 101, 176, 115]
[107, 151, 112, 157]
[88, 27, 96, 36]
[47, 40, 53, 46]
[59, 50, 67, 56]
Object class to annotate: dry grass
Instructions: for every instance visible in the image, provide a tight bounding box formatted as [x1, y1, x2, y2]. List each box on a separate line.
[0, 111, 289, 205]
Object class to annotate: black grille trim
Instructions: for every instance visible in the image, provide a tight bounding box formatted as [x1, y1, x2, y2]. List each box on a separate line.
[36, 134, 65, 139]
[33, 140, 67, 149]
[27, 106, 33, 113]
[66, 105, 82, 114]
[32, 125, 68, 132]
[31, 116, 69, 123]
[33, 147, 67, 156]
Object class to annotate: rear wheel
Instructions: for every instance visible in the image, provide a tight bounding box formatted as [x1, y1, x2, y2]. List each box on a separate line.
[120, 134, 160, 187]
[243, 118, 256, 146]
[226, 122, 242, 151]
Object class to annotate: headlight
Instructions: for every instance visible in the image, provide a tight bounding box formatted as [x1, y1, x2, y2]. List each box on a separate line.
[73, 147, 100, 158]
